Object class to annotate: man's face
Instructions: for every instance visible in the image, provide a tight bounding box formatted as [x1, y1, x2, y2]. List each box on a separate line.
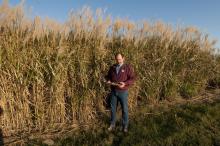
[115, 54, 124, 65]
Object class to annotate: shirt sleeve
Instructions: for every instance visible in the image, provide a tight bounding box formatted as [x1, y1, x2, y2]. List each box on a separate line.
[124, 65, 136, 86]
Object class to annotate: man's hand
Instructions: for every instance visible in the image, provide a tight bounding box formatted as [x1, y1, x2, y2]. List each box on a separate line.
[118, 82, 126, 88]
[106, 80, 111, 84]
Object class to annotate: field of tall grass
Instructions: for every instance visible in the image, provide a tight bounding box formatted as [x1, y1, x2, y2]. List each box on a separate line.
[0, 1, 220, 137]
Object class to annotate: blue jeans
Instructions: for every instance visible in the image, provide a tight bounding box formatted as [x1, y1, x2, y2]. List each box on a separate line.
[110, 89, 129, 128]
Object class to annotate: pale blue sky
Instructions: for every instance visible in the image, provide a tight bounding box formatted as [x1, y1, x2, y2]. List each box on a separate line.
[1, 0, 220, 48]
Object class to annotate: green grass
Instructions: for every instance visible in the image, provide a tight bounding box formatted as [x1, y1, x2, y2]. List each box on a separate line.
[33, 101, 220, 146]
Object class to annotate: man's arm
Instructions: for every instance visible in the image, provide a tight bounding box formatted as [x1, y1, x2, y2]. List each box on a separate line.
[104, 67, 121, 86]
[124, 65, 136, 86]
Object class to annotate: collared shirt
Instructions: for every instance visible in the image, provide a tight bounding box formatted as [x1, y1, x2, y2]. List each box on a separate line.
[116, 63, 123, 74]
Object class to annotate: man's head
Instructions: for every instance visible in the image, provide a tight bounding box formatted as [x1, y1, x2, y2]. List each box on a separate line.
[115, 53, 125, 65]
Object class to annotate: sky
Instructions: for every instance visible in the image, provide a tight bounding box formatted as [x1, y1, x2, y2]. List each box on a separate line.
[1, 0, 220, 48]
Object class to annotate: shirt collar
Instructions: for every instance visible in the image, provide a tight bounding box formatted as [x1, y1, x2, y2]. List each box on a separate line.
[117, 63, 123, 67]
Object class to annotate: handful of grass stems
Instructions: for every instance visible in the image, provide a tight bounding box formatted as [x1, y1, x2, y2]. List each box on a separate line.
[103, 79, 122, 87]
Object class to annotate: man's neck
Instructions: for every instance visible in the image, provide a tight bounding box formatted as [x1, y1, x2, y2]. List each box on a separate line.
[118, 63, 124, 66]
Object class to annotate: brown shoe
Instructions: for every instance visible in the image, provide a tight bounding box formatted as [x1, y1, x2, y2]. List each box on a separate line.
[123, 127, 128, 133]
[108, 124, 115, 131]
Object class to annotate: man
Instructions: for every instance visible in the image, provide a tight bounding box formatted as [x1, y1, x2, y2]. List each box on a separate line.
[105, 53, 136, 133]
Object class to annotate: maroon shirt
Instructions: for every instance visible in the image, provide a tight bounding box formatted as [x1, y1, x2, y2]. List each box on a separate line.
[105, 63, 136, 91]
